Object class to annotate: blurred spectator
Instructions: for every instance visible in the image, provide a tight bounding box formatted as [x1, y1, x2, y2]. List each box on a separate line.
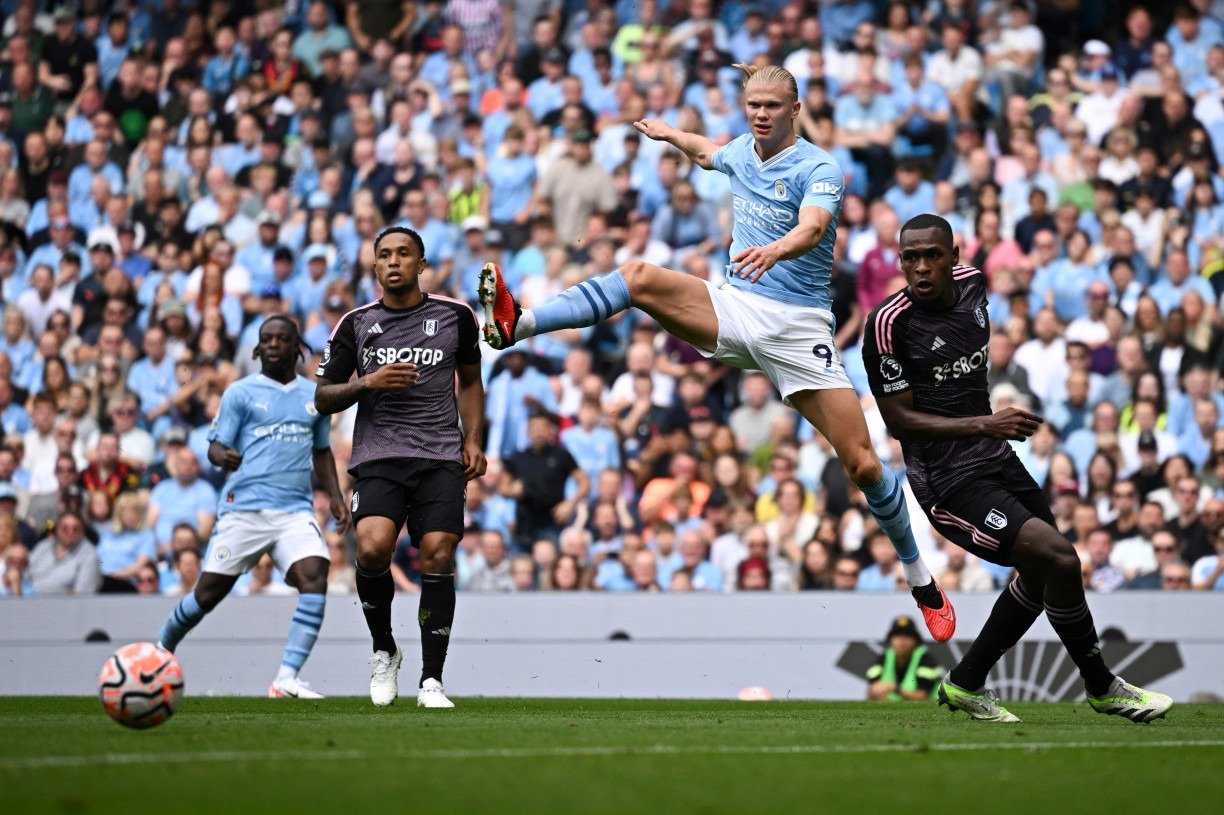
[504, 413, 587, 548]
[25, 511, 100, 596]
[857, 531, 900, 592]
[866, 615, 940, 701]
[468, 530, 514, 592]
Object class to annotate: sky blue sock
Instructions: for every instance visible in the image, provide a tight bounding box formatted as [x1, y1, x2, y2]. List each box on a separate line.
[158, 592, 206, 652]
[281, 593, 326, 673]
[862, 468, 921, 564]
[531, 269, 631, 334]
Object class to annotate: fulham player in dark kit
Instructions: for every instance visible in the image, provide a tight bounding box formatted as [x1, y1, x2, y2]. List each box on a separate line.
[315, 227, 486, 708]
[862, 214, 1171, 723]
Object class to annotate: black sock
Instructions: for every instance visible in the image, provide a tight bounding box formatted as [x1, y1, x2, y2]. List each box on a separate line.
[950, 577, 1044, 691]
[419, 572, 455, 687]
[355, 561, 396, 655]
[1045, 598, 1115, 697]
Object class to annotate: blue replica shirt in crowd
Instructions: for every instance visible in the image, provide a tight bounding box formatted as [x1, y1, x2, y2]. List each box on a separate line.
[710, 133, 843, 310]
[207, 373, 330, 517]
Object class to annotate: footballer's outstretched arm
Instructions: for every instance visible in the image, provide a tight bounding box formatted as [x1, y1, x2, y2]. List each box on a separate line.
[632, 119, 719, 170]
[877, 390, 1043, 443]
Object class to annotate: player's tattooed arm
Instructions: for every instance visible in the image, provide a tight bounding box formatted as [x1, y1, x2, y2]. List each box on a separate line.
[314, 364, 420, 415]
[877, 390, 1044, 442]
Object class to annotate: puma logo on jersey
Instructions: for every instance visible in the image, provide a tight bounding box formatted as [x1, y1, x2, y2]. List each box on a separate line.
[930, 336, 946, 351]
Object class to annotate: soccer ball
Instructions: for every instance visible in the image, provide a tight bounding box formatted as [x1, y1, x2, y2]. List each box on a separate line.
[98, 642, 185, 729]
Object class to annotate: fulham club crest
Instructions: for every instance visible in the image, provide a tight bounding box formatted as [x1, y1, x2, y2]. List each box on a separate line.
[974, 305, 986, 328]
[423, 319, 438, 337]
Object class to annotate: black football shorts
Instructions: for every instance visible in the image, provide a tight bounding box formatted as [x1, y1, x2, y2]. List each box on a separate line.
[350, 458, 466, 543]
[923, 456, 1056, 567]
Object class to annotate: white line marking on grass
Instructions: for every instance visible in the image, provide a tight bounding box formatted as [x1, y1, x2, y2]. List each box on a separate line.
[3, 740, 1224, 770]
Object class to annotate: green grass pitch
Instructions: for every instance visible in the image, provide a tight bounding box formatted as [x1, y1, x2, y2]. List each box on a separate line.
[2, 698, 1222, 814]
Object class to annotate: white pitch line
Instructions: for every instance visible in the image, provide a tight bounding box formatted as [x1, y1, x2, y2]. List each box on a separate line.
[3, 739, 1223, 770]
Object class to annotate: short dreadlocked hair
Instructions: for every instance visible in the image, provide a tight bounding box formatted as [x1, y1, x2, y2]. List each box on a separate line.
[254, 314, 312, 363]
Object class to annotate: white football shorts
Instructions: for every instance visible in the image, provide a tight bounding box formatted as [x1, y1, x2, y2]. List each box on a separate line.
[203, 510, 327, 576]
[700, 281, 852, 405]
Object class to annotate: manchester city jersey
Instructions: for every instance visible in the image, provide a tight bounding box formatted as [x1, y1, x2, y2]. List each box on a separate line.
[208, 374, 331, 516]
[711, 134, 844, 311]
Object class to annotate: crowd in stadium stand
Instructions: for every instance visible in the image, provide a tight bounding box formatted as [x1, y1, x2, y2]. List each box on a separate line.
[0, 0, 1223, 599]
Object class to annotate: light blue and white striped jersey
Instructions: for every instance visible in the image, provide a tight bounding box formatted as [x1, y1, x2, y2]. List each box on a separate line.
[711, 134, 844, 310]
[207, 374, 331, 517]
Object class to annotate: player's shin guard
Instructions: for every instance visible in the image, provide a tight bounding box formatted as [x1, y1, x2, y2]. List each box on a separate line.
[529, 269, 631, 335]
[862, 468, 931, 587]
[355, 562, 396, 655]
[1046, 598, 1115, 697]
[279, 593, 326, 679]
[158, 592, 207, 652]
[950, 577, 1043, 691]
[418, 573, 455, 687]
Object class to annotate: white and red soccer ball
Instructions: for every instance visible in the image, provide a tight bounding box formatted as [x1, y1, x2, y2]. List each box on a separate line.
[98, 642, 185, 729]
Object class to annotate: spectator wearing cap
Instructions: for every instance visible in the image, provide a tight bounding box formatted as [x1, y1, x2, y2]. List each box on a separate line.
[1073, 61, 1127, 147]
[526, 47, 568, 122]
[236, 214, 285, 295]
[25, 511, 101, 596]
[283, 243, 339, 324]
[454, 216, 504, 303]
[40, 8, 99, 99]
[866, 615, 941, 701]
[534, 128, 616, 247]
[293, 1, 354, 78]
[23, 214, 90, 282]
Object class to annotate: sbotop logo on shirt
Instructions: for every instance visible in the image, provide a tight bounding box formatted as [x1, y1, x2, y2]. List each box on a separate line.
[362, 346, 446, 370]
[932, 342, 989, 384]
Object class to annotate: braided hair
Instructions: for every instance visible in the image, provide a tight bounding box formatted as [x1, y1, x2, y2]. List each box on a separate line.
[253, 314, 312, 364]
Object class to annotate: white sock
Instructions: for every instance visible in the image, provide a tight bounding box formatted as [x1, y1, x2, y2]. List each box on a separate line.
[276, 664, 297, 682]
[515, 309, 536, 342]
[903, 559, 932, 588]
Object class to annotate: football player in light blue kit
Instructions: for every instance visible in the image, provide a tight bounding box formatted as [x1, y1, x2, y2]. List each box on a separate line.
[157, 316, 351, 697]
[480, 64, 956, 640]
